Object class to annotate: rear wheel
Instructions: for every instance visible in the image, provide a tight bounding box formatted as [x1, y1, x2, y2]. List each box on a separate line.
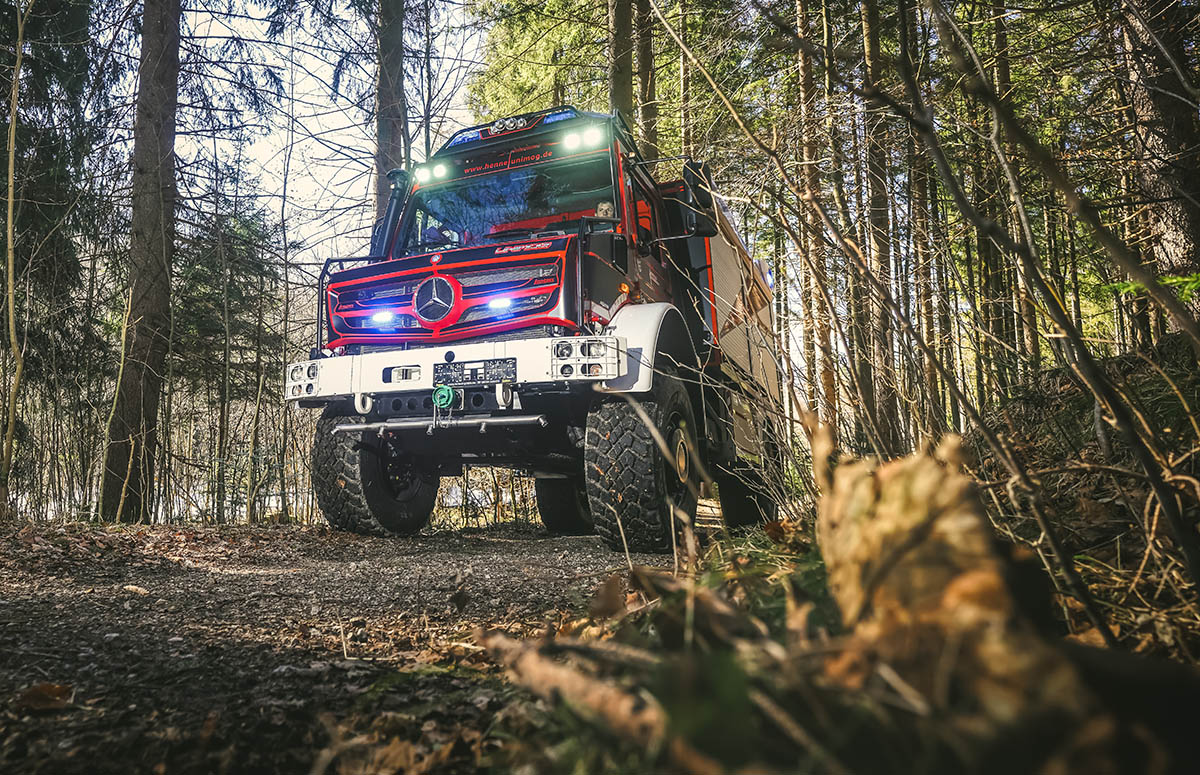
[312, 409, 439, 536]
[718, 417, 782, 527]
[717, 470, 778, 527]
[585, 369, 699, 553]
[534, 476, 593, 535]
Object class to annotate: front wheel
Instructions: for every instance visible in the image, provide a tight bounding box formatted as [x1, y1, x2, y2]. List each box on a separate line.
[584, 369, 699, 553]
[311, 410, 440, 536]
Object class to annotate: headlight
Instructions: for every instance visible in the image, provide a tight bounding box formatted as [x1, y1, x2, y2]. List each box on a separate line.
[560, 364, 574, 377]
[554, 341, 573, 359]
[289, 365, 303, 382]
[306, 363, 319, 379]
[581, 341, 605, 358]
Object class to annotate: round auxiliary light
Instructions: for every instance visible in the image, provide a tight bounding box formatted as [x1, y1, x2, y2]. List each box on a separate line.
[414, 167, 432, 183]
[582, 126, 603, 146]
[560, 364, 574, 378]
[306, 363, 319, 379]
[554, 341, 573, 359]
[289, 365, 304, 382]
[562, 132, 581, 150]
[432, 163, 447, 179]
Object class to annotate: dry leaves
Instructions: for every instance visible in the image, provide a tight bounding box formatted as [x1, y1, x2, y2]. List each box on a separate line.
[15, 683, 74, 713]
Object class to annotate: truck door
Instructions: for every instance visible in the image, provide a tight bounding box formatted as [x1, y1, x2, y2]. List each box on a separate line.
[625, 172, 670, 302]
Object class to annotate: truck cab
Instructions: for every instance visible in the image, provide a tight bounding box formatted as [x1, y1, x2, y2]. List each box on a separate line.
[286, 106, 782, 552]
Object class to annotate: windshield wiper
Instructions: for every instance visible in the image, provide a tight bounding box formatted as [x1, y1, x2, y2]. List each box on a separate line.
[405, 237, 459, 254]
[484, 228, 537, 241]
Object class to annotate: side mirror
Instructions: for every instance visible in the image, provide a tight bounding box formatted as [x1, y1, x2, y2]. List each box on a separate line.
[683, 160, 713, 209]
[582, 228, 627, 274]
[682, 160, 717, 238]
[387, 167, 409, 192]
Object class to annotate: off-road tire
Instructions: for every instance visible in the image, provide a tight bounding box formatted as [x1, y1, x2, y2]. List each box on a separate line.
[534, 477, 593, 535]
[718, 418, 782, 527]
[584, 369, 699, 553]
[717, 471, 778, 527]
[311, 409, 439, 536]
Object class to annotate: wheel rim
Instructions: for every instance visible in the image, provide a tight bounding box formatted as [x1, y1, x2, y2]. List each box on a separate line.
[665, 414, 693, 508]
[671, 426, 689, 484]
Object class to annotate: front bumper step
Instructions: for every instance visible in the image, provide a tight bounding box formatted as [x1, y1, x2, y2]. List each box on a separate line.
[333, 414, 548, 436]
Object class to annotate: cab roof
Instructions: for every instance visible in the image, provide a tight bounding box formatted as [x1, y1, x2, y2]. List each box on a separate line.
[434, 106, 631, 158]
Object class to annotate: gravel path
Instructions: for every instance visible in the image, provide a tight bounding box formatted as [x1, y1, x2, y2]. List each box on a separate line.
[0, 522, 666, 773]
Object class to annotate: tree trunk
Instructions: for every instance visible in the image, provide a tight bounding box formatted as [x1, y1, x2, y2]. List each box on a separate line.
[1121, 0, 1200, 280]
[797, 0, 835, 443]
[678, 0, 691, 155]
[609, 0, 634, 119]
[376, 0, 411, 219]
[860, 0, 899, 454]
[0, 0, 31, 518]
[99, 0, 180, 523]
[634, 0, 657, 158]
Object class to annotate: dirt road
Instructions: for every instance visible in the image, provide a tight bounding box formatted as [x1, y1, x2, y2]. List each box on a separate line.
[0, 522, 665, 773]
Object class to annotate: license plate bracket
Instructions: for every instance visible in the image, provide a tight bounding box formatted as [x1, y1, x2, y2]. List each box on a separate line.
[433, 357, 517, 386]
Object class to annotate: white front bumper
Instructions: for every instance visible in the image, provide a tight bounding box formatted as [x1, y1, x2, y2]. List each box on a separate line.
[284, 335, 626, 401]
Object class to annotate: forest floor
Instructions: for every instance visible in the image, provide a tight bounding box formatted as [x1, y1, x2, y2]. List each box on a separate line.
[0, 521, 664, 774]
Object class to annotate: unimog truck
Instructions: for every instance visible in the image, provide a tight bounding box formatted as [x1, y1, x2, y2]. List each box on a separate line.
[285, 106, 783, 552]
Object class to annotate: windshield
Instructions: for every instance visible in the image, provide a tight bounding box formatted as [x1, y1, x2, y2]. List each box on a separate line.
[394, 151, 614, 257]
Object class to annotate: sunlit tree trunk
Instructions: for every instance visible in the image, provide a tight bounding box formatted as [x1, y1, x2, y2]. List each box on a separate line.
[797, 0, 835, 443]
[1121, 0, 1200, 280]
[0, 0, 32, 518]
[609, 0, 634, 119]
[679, 0, 691, 155]
[635, 0, 657, 158]
[860, 0, 899, 454]
[99, 0, 180, 523]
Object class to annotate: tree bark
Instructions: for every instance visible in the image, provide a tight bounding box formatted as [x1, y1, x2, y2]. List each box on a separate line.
[0, 0, 32, 518]
[99, 0, 180, 523]
[797, 0, 835, 443]
[1121, 0, 1200, 280]
[860, 0, 899, 454]
[376, 0, 411, 219]
[678, 0, 691, 155]
[634, 0, 657, 158]
[609, 0, 634, 119]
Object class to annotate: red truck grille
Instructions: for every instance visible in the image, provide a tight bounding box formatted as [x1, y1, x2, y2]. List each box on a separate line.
[328, 256, 567, 344]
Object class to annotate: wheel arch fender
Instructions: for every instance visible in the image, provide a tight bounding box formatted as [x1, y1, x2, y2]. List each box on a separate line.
[602, 304, 703, 429]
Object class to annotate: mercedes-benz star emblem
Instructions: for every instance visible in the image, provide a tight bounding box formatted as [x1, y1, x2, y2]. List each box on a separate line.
[415, 276, 454, 322]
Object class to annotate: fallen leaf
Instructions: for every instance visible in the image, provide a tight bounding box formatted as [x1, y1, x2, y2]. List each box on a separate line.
[15, 683, 73, 713]
[588, 573, 625, 620]
[122, 585, 149, 596]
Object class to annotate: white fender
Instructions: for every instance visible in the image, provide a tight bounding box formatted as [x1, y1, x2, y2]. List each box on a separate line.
[602, 303, 697, 393]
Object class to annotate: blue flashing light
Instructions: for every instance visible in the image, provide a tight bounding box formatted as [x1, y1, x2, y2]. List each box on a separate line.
[371, 311, 396, 324]
[488, 297, 512, 310]
[542, 108, 578, 125]
[445, 129, 482, 148]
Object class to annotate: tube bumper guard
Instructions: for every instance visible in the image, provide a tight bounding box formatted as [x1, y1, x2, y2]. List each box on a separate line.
[284, 335, 626, 402]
